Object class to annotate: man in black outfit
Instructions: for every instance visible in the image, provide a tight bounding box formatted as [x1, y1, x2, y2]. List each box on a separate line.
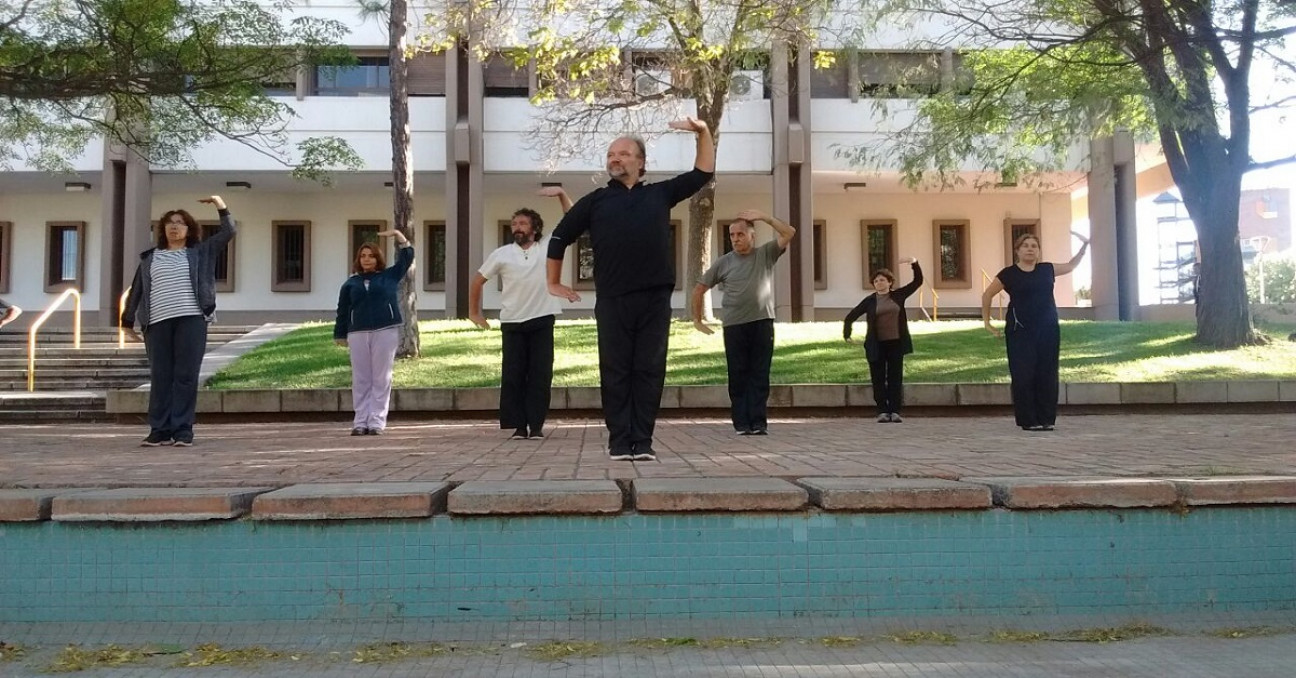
[546, 119, 716, 461]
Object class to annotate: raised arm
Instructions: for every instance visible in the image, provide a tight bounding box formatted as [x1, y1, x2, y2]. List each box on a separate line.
[738, 209, 796, 249]
[982, 277, 1005, 338]
[668, 117, 715, 173]
[537, 186, 573, 213]
[893, 258, 924, 297]
[378, 229, 414, 280]
[196, 195, 236, 250]
[1053, 231, 1090, 276]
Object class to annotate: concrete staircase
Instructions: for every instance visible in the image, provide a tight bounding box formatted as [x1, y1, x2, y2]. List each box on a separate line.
[0, 325, 259, 421]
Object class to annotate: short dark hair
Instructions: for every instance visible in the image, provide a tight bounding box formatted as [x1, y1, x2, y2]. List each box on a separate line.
[352, 242, 386, 274]
[871, 268, 895, 285]
[512, 208, 544, 238]
[154, 209, 201, 249]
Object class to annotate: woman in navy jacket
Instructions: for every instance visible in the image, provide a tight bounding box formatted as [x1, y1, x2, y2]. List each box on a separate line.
[334, 230, 414, 435]
[843, 258, 923, 422]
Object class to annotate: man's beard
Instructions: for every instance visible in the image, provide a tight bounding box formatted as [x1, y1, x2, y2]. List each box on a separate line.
[512, 231, 532, 245]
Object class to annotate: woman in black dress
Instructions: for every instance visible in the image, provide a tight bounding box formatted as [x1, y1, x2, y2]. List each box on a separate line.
[981, 232, 1089, 431]
[844, 257, 922, 423]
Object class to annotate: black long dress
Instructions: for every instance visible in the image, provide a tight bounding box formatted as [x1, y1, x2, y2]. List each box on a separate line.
[995, 262, 1060, 428]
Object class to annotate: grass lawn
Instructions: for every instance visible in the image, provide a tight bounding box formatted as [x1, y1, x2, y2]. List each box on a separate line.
[205, 319, 1296, 390]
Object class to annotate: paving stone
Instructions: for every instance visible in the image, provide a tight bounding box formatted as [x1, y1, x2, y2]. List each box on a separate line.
[1171, 476, 1296, 506]
[963, 476, 1178, 509]
[791, 385, 847, 407]
[281, 389, 340, 412]
[1227, 381, 1280, 403]
[52, 487, 273, 521]
[252, 482, 451, 519]
[1176, 381, 1228, 404]
[222, 390, 282, 413]
[455, 388, 500, 411]
[104, 389, 148, 413]
[798, 477, 992, 511]
[633, 478, 807, 512]
[393, 388, 453, 411]
[1121, 383, 1176, 404]
[678, 385, 730, 409]
[448, 481, 622, 515]
[1064, 382, 1121, 405]
[904, 384, 956, 406]
[565, 387, 602, 409]
[958, 384, 1012, 406]
[0, 489, 98, 521]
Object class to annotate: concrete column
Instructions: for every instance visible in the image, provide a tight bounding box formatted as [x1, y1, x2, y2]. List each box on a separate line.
[1087, 137, 1118, 321]
[99, 145, 152, 326]
[444, 43, 484, 319]
[769, 43, 816, 322]
[1113, 131, 1140, 321]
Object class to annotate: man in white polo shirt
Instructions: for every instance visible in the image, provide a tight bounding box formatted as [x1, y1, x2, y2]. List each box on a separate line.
[469, 188, 573, 440]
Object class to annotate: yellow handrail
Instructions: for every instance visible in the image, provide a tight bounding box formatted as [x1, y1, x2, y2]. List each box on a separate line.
[27, 288, 82, 392]
[980, 269, 1004, 321]
[118, 287, 132, 349]
[917, 287, 940, 321]
[930, 287, 939, 321]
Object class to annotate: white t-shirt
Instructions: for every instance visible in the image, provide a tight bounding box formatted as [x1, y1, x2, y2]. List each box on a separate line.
[478, 235, 563, 323]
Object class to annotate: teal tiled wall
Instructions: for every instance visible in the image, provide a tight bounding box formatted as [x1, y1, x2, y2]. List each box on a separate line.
[2, 508, 1293, 622]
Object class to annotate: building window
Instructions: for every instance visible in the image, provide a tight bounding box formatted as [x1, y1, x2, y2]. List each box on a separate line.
[44, 221, 85, 292]
[315, 56, 390, 96]
[813, 220, 827, 290]
[484, 54, 530, 97]
[349, 220, 386, 268]
[199, 221, 237, 293]
[1004, 219, 1040, 265]
[0, 221, 10, 293]
[861, 219, 896, 286]
[408, 53, 447, 96]
[858, 51, 943, 98]
[715, 219, 737, 257]
[271, 221, 311, 292]
[932, 219, 971, 288]
[424, 221, 446, 291]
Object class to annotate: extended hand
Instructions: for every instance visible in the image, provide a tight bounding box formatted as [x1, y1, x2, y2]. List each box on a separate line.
[536, 186, 567, 198]
[376, 229, 408, 243]
[198, 195, 226, 210]
[334, 338, 348, 347]
[984, 325, 1002, 339]
[122, 328, 142, 343]
[548, 282, 581, 303]
[901, 256, 917, 265]
[692, 320, 715, 335]
[668, 117, 707, 134]
[469, 314, 490, 330]
[736, 209, 766, 223]
[1070, 230, 1090, 245]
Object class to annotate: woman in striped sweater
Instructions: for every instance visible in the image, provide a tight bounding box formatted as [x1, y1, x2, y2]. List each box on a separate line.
[122, 195, 237, 447]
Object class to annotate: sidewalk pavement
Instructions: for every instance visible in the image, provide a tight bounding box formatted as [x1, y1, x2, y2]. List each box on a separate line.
[2, 413, 1293, 487]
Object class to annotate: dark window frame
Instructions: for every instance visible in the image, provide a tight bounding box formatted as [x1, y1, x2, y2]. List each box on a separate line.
[932, 219, 972, 289]
[44, 221, 86, 293]
[198, 220, 237, 293]
[271, 220, 312, 292]
[423, 220, 447, 291]
[861, 219, 897, 287]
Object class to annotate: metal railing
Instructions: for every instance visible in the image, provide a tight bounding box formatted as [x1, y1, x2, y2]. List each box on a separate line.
[118, 287, 132, 349]
[981, 269, 1004, 321]
[917, 287, 940, 321]
[27, 288, 82, 392]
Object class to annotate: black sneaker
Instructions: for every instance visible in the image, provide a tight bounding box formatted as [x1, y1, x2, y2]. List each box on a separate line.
[509, 428, 528, 440]
[632, 447, 657, 461]
[140, 431, 173, 447]
[737, 429, 752, 436]
[366, 428, 384, 435]
[610, 448, 635, 461]
[351, 427, 366, 436]
[172, 432, 194, 447]
[750, 428, 768, 436]
[889, 413, 903, 423]
[527, 428, 545, 440]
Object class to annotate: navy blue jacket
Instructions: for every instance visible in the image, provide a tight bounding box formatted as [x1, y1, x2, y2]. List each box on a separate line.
[334, 245, 415, 338]
[121, 209, 237, 330]
[842, 262, 924, 363]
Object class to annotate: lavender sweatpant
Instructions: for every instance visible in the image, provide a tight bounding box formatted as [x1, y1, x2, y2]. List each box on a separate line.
[348, 326, 400, 430]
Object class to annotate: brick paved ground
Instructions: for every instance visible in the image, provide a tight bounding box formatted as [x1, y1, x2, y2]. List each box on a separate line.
[2, 413, 1293, 487]
[1, 618, 1294, 677]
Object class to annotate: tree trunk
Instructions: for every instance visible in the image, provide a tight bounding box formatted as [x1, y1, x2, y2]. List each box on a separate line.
[685, 98, 724, 322]
[389, 0, 419, 358]
[1183, 171, 1262, 347]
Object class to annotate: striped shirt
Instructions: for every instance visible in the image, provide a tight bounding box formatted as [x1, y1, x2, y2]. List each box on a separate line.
[148, 249, 202, 325]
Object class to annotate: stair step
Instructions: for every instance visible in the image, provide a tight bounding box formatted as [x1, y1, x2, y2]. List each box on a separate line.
[0, 409, 112, 422]
[0, 358, 150, 368]
[0, 368, 151, 378]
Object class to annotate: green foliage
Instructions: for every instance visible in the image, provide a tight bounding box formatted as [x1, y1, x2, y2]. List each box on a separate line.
[0, 0, 362, 176]
[207, 319, 1296, 390]
[1246, 255, 1296, 304]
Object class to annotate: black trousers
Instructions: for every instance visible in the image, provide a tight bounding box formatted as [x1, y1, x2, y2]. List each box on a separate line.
[1005, 326, 1060, 427]
[144, 315, 208, 436]
[868, 339, 905, 414]
[595, 286, 672, 453]
[499, 314, 555, 434]
[723, 319, 774, 432]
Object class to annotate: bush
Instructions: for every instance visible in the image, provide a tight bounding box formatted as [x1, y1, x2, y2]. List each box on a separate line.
[1246, 255, 1296, 304]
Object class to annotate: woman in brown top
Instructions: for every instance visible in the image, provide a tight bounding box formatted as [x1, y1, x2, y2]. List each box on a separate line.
[843, 258, 923, 422]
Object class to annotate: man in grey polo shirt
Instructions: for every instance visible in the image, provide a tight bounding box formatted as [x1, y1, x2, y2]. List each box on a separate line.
[691, 209, 797, 435]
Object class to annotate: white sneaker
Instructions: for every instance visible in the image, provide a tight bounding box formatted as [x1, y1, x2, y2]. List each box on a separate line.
[876, 413, 889, 423]
[889, 413, 903, 423]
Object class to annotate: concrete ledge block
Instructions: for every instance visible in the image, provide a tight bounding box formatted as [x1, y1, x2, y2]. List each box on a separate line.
[454, 388, 500, 411]
[565, 387, 602, 409]
[845, 384, 873, 408]
[957, 384, 1012, 406]
[1171, 476, 1296, 506]
[549, 387, 571, 410]
[1227, 381, 1280, 403]
[633, 478, 807, 512]
[791, 385, 847, 407]
[963, 477, 1177, 509]
[904, 384, 956, 407]
[196, 390, 223, 413]
[0, 489, 86, 522]
[252, 482, 451, 519]
[52, 487, 273, 521]
[1064, 383, 1121, 405]
[658, 386, 681, 409]
[448, 481, 622, 515]
[1121, 383, 1175, 404]
[394, 388, 453, 411]
[281, 389, 340, 412]
[768, 385, 794, 408]
[678, 385, 730, 409]
[1176, 381, 1227, 404]
[800, 477, 992, 511]
[1280, 381, 1296, 402]
[105, 390, 148, 413]
[222, 390, 282, 413]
